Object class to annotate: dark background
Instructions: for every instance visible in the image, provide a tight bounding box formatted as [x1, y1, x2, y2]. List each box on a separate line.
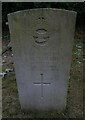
[2, 2, 85, 30]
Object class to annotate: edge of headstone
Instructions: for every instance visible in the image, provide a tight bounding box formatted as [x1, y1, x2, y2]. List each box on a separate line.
[7, 8, 77, 17]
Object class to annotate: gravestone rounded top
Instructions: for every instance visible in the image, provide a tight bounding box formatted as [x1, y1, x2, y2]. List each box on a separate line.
[8, 8, 77, 17]
[8, 8, 77, 48]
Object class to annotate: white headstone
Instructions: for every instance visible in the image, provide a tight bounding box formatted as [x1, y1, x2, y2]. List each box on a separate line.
[8, 8, 76, 111]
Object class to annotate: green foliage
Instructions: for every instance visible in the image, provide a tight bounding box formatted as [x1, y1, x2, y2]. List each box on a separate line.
[2, 46, 12, 55]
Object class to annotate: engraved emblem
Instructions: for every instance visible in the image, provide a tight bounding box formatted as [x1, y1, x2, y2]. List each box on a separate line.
[33, 28, 49, 46]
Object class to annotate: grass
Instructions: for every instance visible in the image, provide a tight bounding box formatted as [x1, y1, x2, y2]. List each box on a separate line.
[67, 40, 83, 118]
[2, 29, 84, 118]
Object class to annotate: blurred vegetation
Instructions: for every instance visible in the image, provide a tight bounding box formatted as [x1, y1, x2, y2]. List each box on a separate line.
[2, 2, 85, 29]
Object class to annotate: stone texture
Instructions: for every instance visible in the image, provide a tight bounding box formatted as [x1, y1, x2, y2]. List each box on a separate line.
[8, 8, 76, 111]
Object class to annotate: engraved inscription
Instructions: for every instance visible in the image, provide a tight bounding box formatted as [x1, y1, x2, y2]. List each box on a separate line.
[33, 74, 51, 99]
[36, 28, 47, 34]
[33, 35, 49, 46]
[38, 17, 45, 20]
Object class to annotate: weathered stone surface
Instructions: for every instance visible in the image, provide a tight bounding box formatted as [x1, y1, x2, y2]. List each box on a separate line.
[8, 8, 76, 111]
